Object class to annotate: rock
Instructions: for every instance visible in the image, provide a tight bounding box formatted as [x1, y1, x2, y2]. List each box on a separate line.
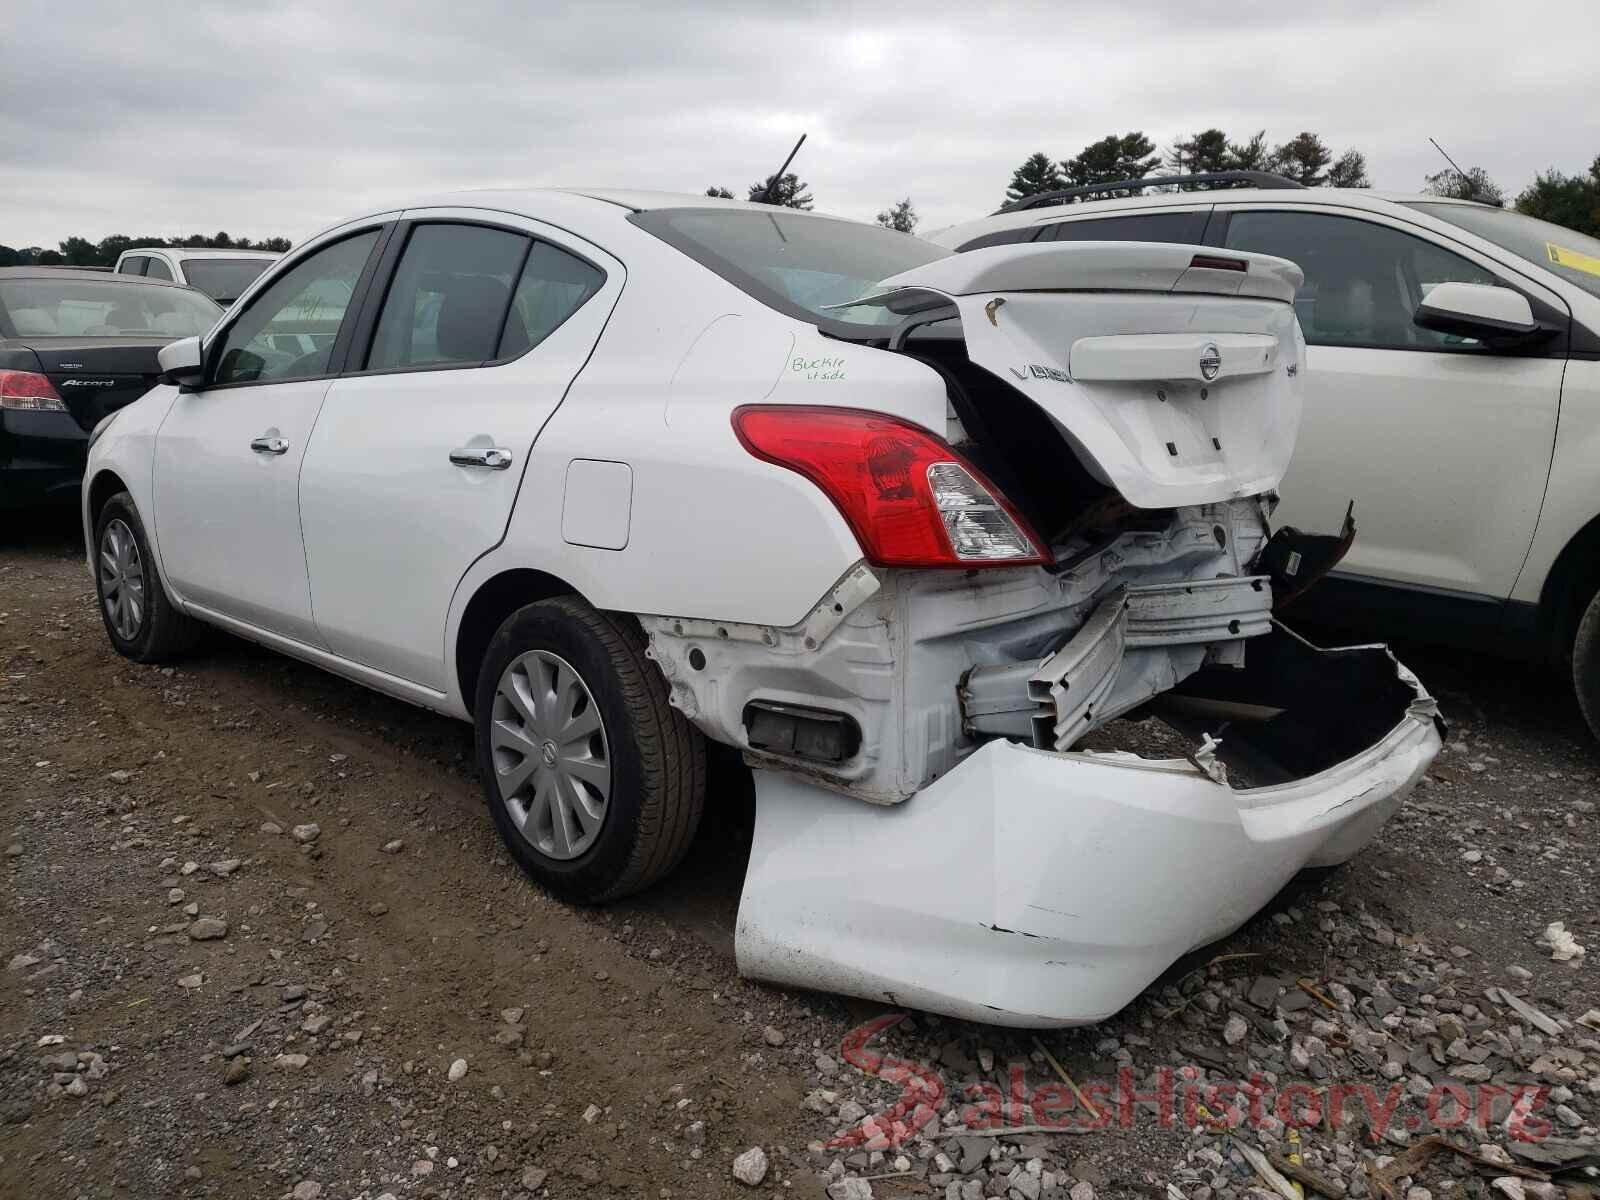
[167, 888, 185, 904]
[275, 1053, 309, 1070]
[521, 1166, 548, 1190]
[180, 861, 198, 875]
[177, 973, 203, 989]
[184, 1166, 202, 1182]
[411, 1160, 433, 1176]
[182, 902, 199, 918]
[582, 1103, 602, 1123]
[501, 1007, 525, 1025]
[448, 1057, 468, 1082]
[368, 902, 389, 916]
[290, 823, 321, 844]
[828, 1180, 873, 1200]
[4, 842, 22, 858]
[65, 1076, 88, 1097]
[223, 1058, 249, 1086]
[838, 1099, 867, 1123]
[1223, 1014, 1249, 1045]
[107, 769, 133, 784]
[260, 822, 282, 835]
[301, 1014, 332, 1035]
[763, 1025, 785, 1046]
[381, 839, 404, 854]
[187, 918, 228, 941]
[282, 984, 307, 1002]
[1071, 1182, 1097, 1200]
[732, 1146, 769, 1186]
[209, 859, 242, 877]
[292, 1182, 322, 1200]
[7, 953, 41, 972]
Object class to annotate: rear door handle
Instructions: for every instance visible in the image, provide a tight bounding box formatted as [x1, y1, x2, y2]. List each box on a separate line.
[250, 436, 289, 455]
[449, 446, 513, 470]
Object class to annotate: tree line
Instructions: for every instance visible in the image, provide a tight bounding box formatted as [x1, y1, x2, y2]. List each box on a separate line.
[9, 146, 1598, 269]
[0, 231, 292, 269]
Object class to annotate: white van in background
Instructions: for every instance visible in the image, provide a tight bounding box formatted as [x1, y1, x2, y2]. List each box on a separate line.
[113, 247, 280, 305]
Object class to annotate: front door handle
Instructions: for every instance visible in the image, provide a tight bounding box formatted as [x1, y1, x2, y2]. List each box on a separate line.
[250, 435, 289, 455]
[449, 446, 513, 470]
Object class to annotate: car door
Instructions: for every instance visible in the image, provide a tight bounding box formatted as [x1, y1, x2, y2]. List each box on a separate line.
[1214, 206, 1568, 600]
[151, 226, 387, 642]
[298, 212, 619, 690]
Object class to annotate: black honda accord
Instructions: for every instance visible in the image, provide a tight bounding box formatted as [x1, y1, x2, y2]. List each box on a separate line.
[0, 267, 222, 508]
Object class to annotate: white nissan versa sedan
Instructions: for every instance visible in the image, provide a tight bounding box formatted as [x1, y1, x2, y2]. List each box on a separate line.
[83, 189, 1442, 1026]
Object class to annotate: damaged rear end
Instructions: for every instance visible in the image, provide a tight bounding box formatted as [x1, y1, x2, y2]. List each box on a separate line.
[644, 238, 1443, 1027]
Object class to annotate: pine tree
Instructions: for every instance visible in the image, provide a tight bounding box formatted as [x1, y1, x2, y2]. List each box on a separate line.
[748, 173, 813, 209]
[875, 198, 917, 233]
[1004, 152, 1064, 205]
[1062, 133, 1161, 189]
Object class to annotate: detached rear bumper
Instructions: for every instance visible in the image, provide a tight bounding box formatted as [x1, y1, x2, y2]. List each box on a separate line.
[735, 632, 1441, 1027]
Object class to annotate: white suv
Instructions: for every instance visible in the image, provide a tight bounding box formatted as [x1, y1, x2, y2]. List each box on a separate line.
[83, 190, 1441, 1026]
[113, 247, 280, 305]
[931, 180, 1600, 738]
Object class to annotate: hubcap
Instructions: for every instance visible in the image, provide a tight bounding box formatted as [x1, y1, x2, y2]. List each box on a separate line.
[98, 519, 146, 642]
[490, 650, 611, 861]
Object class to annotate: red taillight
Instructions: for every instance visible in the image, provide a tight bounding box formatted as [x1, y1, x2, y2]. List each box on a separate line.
[732, 405, 1050, 569]
[0, 369, 67, 411]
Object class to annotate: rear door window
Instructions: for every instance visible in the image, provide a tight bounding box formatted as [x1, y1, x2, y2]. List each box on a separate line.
[1042, 210, 1210, 244]
[144, 257, 174, 281]
[365, 224, 530, 370]
[118, 257, 146, 276]
[1222, 210, 1499, 350]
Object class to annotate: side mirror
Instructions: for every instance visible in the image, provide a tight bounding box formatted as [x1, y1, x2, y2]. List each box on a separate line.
[1413, 282, 1549, 344]
[157, 336, 205, 389]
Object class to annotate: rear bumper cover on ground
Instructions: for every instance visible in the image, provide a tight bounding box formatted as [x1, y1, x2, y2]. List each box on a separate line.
[735, 637, 1441, 1027]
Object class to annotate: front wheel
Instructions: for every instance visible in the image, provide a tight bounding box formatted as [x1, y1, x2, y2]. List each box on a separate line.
[93, 492, 201, 662]
[1572, 587, 1600, 742]
[474, 596, 706, 903]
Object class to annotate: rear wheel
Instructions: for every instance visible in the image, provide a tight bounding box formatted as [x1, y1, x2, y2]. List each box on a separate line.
[93, 492, 201, 662]
[474, 596, 706, 903]
[1572, 587, 1600, 742]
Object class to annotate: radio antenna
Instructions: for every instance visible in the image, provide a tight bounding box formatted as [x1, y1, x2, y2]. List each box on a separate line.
[756, 133, 807, 204]
[1428, 137, 1479, 201]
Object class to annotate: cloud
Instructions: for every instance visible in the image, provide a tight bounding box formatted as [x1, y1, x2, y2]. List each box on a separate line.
[1, 0, 1595, 247]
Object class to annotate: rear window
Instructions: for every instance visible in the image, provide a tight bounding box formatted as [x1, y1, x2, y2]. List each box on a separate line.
[630, 208, 949, 334]
[180, 258, 275, 303]
[0, 277, 222, 338]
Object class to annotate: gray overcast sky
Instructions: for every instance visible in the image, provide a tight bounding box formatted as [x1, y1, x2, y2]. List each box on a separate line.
[2, 0, 1596, 249]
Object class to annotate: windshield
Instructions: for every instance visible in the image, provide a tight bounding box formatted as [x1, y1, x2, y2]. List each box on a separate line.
[629, 208, 950, 334]
[180, 257, 275, 303]
[0, 277, 223, 338]
[1403, 202, 1600, 301]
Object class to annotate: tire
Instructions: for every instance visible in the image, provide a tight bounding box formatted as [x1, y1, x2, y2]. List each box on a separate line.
[474, 596, 706, 903]
[92, 491, 202, 663]
[1572, 587, 1600, 741]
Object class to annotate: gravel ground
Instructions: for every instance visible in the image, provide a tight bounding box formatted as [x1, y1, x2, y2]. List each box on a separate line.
[2, 517, 1596, 1200]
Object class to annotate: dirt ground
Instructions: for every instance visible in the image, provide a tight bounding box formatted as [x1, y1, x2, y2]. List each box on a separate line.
[2, 515, 1596, 1200]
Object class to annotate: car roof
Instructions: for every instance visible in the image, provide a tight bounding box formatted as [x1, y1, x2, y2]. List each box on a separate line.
[119, 247, 280, 260]
[393, 186, 875, 224]
[0, 265, 194, 286]
[931, 187, 1491, 245]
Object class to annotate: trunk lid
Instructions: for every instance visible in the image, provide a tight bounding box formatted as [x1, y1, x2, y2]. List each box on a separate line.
[858, 241, 1306, 509]
[27, 338, 170, 432]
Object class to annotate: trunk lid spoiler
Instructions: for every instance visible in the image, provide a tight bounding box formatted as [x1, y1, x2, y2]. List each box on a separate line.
[842, 241, 1307, 510]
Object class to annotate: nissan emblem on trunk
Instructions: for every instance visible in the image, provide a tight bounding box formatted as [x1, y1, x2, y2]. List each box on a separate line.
[1199, 343, 1221, 381]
